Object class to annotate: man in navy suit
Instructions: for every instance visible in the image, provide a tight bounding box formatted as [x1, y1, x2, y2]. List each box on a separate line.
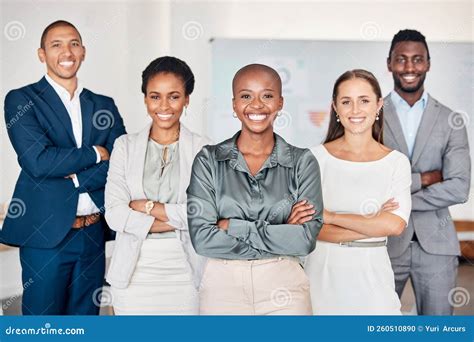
[1, 20, 126, 315]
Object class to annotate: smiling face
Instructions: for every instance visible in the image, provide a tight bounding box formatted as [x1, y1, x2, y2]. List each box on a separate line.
[333, 78, 383, 136]
[144, 72, 189, 131]
[232, 68, 283, 135]
[388, 41, 430, 95]
[38, 25, 85, 83]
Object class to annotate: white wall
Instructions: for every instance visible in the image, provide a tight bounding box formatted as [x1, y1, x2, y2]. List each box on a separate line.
[1, 0, 473, 218]
[0, 0, 171, 203]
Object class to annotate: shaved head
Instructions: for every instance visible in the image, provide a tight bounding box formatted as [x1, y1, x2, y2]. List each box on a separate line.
[232, 64, 282, 96]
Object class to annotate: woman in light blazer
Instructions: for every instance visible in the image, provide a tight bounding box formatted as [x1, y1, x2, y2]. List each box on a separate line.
[105, 56, 211, 315]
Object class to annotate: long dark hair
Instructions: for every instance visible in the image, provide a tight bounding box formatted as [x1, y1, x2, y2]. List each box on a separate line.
[324, 69, 384, 144]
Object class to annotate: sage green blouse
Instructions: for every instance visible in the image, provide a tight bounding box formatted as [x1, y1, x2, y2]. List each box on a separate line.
[143, 139, 180, 239]
[187, 131, 324, 259]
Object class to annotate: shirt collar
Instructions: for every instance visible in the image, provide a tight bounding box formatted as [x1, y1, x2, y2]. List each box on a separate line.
[45, 74, 83, 101]
[390, 89, 428, 110]
[215, 131, 294, 170]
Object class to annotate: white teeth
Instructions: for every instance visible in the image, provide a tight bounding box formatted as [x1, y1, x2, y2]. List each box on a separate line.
[157, 113, 173, 120]
[349, 117, 365, 123]
[248, 114, 267, 121]
[402, 75, 417, 81]
[59, 61, 74, 67]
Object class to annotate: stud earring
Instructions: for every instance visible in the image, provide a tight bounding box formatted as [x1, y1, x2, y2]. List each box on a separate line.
[336, 114, 340, 122]
[232, 112, 237, 118]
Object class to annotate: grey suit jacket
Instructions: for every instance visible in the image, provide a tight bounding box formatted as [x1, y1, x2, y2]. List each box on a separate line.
[383, 94, 471, 257]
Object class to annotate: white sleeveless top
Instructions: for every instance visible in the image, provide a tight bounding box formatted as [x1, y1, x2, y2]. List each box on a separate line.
[311, 144, 412, 242]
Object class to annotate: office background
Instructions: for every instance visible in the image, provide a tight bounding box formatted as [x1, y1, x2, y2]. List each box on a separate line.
[0, 0, 473, 314]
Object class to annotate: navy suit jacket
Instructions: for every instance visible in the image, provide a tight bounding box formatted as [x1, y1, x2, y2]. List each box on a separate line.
[1, 77, 126, 249]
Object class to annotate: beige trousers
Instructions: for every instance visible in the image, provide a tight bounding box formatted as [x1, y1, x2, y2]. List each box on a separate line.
[199, 257, 312, 315]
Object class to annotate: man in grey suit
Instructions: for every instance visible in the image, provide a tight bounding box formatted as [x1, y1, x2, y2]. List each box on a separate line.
[383, 29, 471, 315]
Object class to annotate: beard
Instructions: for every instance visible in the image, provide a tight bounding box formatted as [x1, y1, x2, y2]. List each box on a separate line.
[393, 73, 426, 93]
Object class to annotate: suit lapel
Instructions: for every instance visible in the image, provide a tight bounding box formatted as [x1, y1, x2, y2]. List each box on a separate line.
[131, 123, 152, 200]
[383, 95, 410, 156]
[38, 77, 76, 145]
[411, 95, 441, 166]
[178, 123, 193, 203]
[80, 91, 94, 146]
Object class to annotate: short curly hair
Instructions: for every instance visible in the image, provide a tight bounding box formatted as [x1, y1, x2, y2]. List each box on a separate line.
[388, 29, 430, 60]
[141, 56, 195, 96]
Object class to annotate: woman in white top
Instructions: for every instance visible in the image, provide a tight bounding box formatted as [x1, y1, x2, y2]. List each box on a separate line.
[304, 69, 412, 315]
[105, 56, 211, 315]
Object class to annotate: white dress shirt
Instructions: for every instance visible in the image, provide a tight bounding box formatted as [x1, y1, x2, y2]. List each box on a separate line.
[45, 74, 101, 215]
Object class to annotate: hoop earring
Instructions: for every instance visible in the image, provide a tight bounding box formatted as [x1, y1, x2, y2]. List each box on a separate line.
[232, 112, 237, 118]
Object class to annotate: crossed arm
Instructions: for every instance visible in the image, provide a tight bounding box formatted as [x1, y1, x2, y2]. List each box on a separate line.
[317, 199, 403, 243]
[5, 90, 126, 195]
[317, 154, 412, 243]
[187, 148, 324, 258]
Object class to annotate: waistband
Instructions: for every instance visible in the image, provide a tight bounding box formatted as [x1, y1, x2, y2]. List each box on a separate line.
[339, 239, 387, 248]
[208, 256, 300, 265]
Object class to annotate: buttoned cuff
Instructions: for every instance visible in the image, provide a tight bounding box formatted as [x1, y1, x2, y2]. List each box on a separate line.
[92, 146, 101, 164]
[71, 174, 80, 188]
[228, 219, 251, 239]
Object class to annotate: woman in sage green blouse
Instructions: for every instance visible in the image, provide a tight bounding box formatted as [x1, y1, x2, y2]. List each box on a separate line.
[187, 64, 324, 315]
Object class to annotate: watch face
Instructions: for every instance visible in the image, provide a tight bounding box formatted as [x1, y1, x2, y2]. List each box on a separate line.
[146, 201, 154, 212]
